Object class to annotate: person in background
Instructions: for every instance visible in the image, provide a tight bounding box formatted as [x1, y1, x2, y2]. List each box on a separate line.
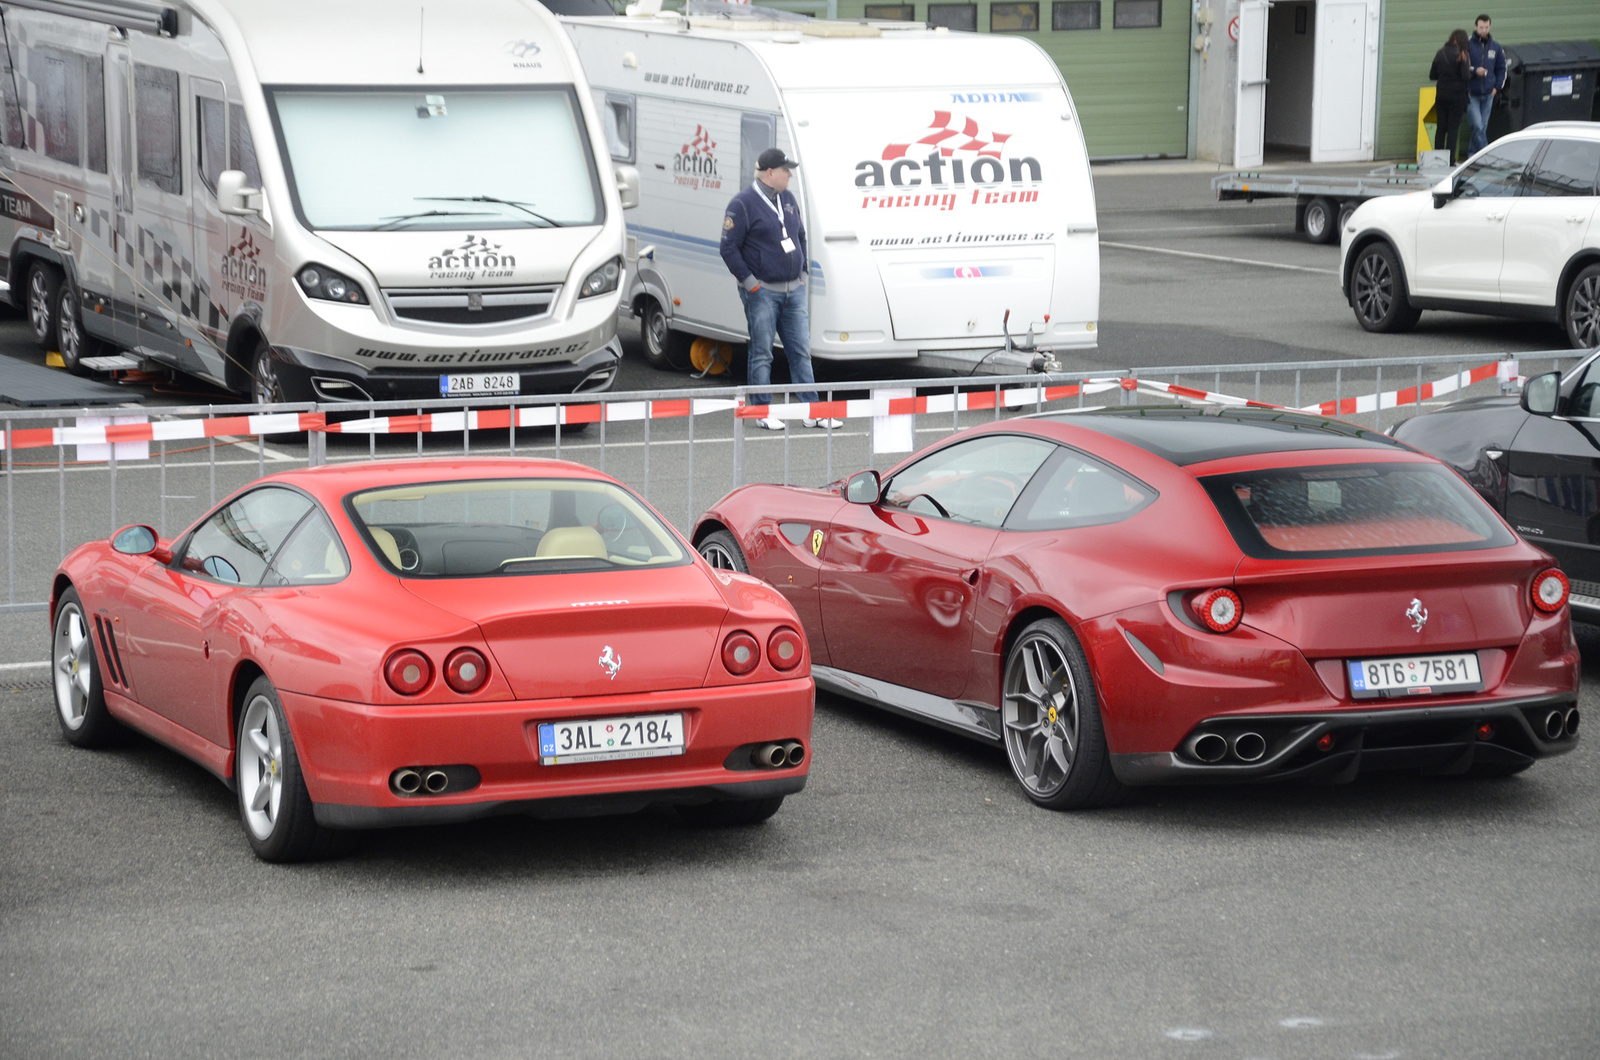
[719, 148, 841, 431]
[1431, 29, 1473, 162]
[1466, 14, 1507, 157]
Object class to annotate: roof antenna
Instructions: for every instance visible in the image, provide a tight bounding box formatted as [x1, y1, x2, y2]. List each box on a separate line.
[416, 7, 425, 75]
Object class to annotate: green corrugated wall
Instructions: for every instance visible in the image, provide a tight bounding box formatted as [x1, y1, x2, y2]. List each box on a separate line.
[829, 0, 1192, 158]
[1377, 1, 1600, 159]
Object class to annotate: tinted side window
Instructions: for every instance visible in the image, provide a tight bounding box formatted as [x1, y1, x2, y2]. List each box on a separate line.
[197, 95, 225, 193]
[184, 488, 315, 585]
[228, 103, 261, 187]
[1456, 139, 1540, 199]
[35, 48, 83, 165]
[883, 435, 1055, 528]
[1007, 448, 1154, 531]
[1526, 139, 1600, 198]
[84, 56, 106, 173]
[135, 64, 180, 194]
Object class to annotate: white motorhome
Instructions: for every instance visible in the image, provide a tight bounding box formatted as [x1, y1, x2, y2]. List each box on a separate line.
[0, 0, 638, 403]
[562, 3, 1099, 375]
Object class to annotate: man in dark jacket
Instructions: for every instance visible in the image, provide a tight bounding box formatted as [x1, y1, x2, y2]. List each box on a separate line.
[719, 147, 839, 430]
[1466, 14, 1506, 157]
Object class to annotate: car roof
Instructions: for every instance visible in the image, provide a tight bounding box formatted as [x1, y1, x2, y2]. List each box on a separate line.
[1032, 407, 1406, 467]
[260, 458, 614, 503]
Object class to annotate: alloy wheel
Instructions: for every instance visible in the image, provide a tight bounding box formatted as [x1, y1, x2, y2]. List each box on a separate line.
[1354, 252, 1393, 325]
[699, 541, 740, 569]
[52, 603, 93, 731]
[28, 269, 52, 343]
[57, 288, 82, 368]
[238, 693, 285, 841]
[1002, 632, 1081, 799]
[1572, 274, 1600, 348]
[251, 346, 283, 405]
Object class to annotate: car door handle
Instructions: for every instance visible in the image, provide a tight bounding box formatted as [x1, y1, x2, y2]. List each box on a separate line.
[1486, 212, 1506, 222]
[1568, 215, 1587, 224]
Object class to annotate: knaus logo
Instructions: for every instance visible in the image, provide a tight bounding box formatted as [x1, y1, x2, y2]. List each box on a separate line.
[428, 234, 516, 280]
[503, 39, 542, 69]
[673, 124, 721, 191]
[220, 228, 267, 300]
[855, 111, 1042, 213]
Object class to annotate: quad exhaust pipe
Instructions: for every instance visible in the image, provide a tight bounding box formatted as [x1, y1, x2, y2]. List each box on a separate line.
[393, 768, 423, 794]
[1232, 732, 1266, 763]
[751, 740, 806, 769]
[391, 766, 463, 795]
[1544, 710, 1566, 740]
[424, 769, 449, 794]
[1186, 732, 1228, 764]
[1184, 731, 1266, 764]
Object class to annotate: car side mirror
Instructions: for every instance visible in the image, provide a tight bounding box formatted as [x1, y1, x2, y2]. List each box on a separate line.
[614, 164, 641, 209]
[1521, 371, 1561, 416]
[112, 524, 173, 564]
[1431, 174, 1457, 208]
[843, 470, 881, 505]
[216, 169, 262, 216]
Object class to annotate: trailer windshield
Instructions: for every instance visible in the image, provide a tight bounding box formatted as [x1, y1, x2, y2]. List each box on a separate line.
[269, 87, 602, 230]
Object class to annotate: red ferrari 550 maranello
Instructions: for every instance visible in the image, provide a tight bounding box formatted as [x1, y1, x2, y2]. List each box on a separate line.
[51, 459, 812, 861]
[693, 407, 1579, 809]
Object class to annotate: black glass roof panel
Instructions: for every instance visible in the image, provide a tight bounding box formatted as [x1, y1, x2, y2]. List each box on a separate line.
[1038, 406, 1403, 466]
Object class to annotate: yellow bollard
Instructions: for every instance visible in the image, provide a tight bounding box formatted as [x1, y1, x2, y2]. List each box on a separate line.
[1417, 86, 1438, 161]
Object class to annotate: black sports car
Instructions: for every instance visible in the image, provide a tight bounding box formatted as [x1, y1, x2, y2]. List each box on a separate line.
[1392, 352, 1600, 620]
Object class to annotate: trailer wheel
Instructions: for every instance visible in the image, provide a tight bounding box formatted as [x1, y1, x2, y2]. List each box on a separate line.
[27, 262, 63, 352]
[1303, 197, 1338, 244]
[1337, 202, 1357, 233]
[641, 298, 692, 371]
[1350, 242, 1421, 334]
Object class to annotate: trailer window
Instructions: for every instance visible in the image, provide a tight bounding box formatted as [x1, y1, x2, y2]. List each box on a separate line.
[35, 49, 83, 166]
[270, 87, 602, 230]
[84, 56, 106, 173]
[134, 64, 181, 195]
[197, 96, 225, 194]
[601, 94, 634, 163]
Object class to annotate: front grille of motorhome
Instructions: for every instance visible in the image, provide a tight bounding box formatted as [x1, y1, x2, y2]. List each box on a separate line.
[383, 285, 561, 326]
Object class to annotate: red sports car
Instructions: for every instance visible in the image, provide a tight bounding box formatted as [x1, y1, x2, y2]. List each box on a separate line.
[51, 459, 812, 861]
[693, 408, 1579, 809]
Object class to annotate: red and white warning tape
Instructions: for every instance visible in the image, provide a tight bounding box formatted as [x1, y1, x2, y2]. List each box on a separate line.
[0, 362, 1512, 453]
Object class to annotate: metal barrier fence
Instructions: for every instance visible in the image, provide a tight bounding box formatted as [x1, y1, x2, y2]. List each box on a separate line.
[0, 349, 1580, 614]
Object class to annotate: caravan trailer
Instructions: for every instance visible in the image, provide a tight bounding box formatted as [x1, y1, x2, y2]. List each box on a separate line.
[562, 4, 1100, 375]
[0, 0, 637, 403]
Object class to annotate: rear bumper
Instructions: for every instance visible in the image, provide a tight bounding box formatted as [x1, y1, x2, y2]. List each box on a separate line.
[271, 338, 622, 403]
[279, 676, 814, 828]
[1110, 694, 1578, 785]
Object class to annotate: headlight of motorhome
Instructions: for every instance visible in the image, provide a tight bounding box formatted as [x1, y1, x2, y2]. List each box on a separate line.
[578, 257, 623, 299]
[296, 264, 369, 305]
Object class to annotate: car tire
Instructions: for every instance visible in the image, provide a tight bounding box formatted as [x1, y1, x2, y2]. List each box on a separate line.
[1001, 617, 1125, 810]
[641, 298, 692, 371]
[697, 529, 749, 573]
[1564, 263, 1600, 350]
[56, 282, 106, 375]
[1337, 202, 1356, 233]
[250, 337, 287, 405]
[1349, 242, 1422, 334]
[51, 588, 124, 747]
[676, 795, 784, 826]
[236, 674, 340, 862]
[1303, 196, 1338, 244]
[27, 262, 62, 353]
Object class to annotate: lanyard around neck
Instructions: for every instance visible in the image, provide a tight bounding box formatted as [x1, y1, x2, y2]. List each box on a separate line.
[754, 181, 788, 238]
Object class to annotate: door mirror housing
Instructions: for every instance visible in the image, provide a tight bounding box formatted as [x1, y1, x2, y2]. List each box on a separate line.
[111, 524, 172, 563]
[1521, 371, 1561, 416]
[216, 169, 262, 216]
[843, 470, 881, 505]
[1431, 174, 1458, 208]
[614, 164, 641, 209]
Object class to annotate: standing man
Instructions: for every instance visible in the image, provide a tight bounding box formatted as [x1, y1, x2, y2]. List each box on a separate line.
[1466, 14, 1507, 158]
[719, 147, 840, 430]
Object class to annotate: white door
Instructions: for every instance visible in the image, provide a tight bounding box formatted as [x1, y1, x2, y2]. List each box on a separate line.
[1411, 138, 1541, 301]
[1233, 0, 1270, 168]
[1500, 138, 1600, 307]
[1310, 0, 1379, 162]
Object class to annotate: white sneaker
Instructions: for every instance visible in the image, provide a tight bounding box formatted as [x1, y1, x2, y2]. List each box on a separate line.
[756, 416, 787, 430]
[803, 417, 843, 429]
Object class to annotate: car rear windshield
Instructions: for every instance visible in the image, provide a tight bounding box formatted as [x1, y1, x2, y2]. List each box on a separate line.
[1199, 463, 1514, 559]
[344, 478, 687, 577]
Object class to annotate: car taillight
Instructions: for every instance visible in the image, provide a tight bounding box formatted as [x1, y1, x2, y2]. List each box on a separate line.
[767, 627, 803, 671]
[444, 648, 490, 693]
[721, 631, 760, 675]
[385, 649, 433, 695]
[1532, 568, 1569, 613]
[1193, 588, 1243, 633]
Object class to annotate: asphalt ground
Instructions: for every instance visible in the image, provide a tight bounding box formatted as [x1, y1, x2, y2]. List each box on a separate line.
[1, 163, 1596, 1057]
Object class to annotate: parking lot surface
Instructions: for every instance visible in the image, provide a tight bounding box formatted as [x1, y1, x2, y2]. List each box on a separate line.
[1, 163, 1596, 1058]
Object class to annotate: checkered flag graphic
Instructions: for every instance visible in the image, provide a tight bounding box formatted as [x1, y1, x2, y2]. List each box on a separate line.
[684, 124, 716, 157]
[882, 111, 1012, 161]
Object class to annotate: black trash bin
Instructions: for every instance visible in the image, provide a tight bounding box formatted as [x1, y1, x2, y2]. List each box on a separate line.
[1487, 40, 1600, 142]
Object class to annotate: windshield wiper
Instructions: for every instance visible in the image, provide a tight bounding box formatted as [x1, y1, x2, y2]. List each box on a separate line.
[418, 196, 565, 228]
[374, 209, 492, 231]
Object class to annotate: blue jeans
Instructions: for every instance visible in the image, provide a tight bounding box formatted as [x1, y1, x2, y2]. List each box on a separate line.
[739, 283, 817, 405]
[1466, 93, 1494, 156]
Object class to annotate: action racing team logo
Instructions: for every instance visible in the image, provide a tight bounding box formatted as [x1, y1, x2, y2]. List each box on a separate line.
[854, 111, 1043, 214]
[427, 234, 516, 281]
[220, 228, 267, 301]
[673, 124, 721, 191]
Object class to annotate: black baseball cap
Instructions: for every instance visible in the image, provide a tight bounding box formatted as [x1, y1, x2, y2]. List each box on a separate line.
[757, 148, 798, 171]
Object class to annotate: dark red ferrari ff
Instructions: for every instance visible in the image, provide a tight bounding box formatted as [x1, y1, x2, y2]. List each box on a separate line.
[693, 408, 1579, 809]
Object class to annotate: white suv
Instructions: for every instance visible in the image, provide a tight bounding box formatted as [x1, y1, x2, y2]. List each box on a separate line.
[1341, 122, 1600, 348]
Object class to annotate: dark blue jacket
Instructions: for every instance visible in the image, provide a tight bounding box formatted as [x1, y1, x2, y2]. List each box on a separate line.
[719, 182, 807, 286]
[1468, 33, 1506, 97]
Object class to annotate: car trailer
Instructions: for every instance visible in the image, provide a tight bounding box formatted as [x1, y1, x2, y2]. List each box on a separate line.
[1211, 162, 1450, 244]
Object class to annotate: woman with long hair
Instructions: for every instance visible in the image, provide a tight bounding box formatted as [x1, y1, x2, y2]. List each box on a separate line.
[1430, 29, 1474, 161]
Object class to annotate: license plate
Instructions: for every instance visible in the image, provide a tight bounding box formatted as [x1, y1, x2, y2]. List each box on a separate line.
[1347, 652, 1483, 699]
[440, 372, 520, 396]
[538, 712, 685, 765]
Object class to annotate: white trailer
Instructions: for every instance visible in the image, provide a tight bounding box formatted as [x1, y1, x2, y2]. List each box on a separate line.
[562, 4, 1099, 375]
[0, 0, 638, 403]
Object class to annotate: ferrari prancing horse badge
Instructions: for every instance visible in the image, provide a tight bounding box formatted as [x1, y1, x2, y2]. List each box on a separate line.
[810, 529, 823, 556]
